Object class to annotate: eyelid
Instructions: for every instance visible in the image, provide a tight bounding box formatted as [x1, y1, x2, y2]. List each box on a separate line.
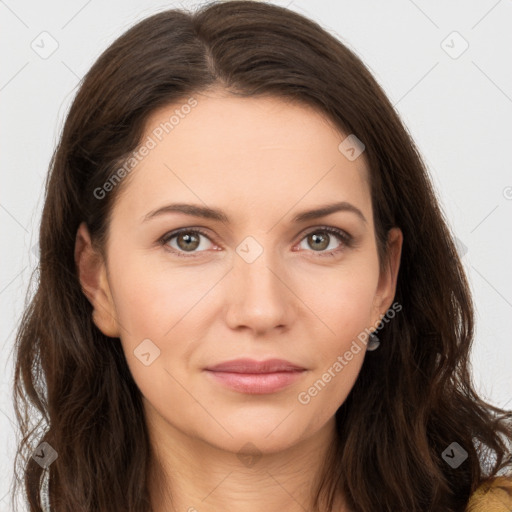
[301, 225, 352, 241]
[158, 225, 353, 258]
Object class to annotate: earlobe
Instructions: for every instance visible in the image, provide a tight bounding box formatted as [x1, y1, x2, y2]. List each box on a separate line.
[74, 222, 120, 338]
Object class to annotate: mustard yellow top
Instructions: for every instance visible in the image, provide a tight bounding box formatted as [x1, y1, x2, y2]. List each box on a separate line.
[466, 476, 512, 512]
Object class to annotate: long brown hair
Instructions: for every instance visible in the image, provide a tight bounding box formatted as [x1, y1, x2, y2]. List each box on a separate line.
[12, 1, 512, 511]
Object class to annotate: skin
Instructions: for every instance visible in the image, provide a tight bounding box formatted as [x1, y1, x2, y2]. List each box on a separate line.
[75, 90, 402, 512]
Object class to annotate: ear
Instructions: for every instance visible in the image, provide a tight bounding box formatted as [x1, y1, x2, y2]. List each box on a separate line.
[74, 222, 120, 338]
[371, 227, 403, 324]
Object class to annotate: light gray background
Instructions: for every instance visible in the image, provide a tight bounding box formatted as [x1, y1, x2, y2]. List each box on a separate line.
[1, 0, 511, 509]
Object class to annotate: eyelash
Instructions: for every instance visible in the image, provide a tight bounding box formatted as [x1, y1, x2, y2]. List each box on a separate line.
[158, 226, 353, 259]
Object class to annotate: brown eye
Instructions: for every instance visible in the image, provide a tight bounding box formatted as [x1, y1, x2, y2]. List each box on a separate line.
[176, 232, 200, 252]
[298, 227, 352, 256]
[307, 232, 330, 251]
[160, 228, 214, 257]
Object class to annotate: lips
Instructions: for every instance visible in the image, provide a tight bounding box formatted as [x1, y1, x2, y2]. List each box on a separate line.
[204, 358, 306, 373]
[203, 358, 307, 394]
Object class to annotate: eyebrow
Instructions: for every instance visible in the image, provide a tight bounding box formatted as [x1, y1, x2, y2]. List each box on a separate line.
[142, 201, 367, 225]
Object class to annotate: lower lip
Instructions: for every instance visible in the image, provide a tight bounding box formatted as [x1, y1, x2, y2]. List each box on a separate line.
[204, 370, 306, 394]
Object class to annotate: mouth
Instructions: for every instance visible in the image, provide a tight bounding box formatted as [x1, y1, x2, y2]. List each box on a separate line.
[203, 358, 307, 394]
[203, 369, 306, 394]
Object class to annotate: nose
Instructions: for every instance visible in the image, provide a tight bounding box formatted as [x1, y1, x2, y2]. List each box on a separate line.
[224, 246, 295, 335]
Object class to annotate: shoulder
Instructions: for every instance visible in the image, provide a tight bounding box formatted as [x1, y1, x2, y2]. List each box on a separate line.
[466, 475, 512, 512]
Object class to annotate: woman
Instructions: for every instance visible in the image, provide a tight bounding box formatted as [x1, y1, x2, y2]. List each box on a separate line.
[12, 1, 512, 511]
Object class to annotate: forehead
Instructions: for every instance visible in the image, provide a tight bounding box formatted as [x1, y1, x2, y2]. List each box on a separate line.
[112, 93, 371, 227]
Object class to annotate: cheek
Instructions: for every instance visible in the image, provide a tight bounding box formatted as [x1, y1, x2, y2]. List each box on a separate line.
[295, 272, 374, 423]
[109, 252, 213, 337]
[294, 258, 379, 344]
[108, 256, 197, 405]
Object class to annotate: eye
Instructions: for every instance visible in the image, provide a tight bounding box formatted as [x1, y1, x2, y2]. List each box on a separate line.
[296, 226, 353, 257]
[159, 228, 215, 258]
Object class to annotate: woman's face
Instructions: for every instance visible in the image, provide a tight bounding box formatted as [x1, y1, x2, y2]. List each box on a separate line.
[77, 91, 402, 455]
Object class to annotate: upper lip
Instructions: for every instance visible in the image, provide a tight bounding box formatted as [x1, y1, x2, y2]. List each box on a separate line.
[204, 358, 306, 373]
